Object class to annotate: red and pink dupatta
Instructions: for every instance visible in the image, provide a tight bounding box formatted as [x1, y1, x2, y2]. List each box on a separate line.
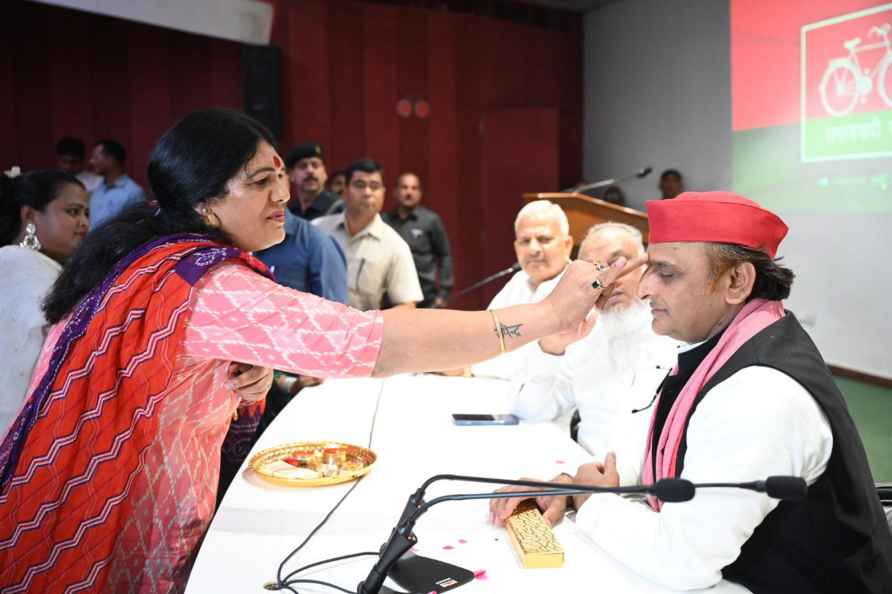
[0, 235, 270, 593]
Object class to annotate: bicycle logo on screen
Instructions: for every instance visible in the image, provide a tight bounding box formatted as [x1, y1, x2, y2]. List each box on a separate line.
[801, 4, 892, 162]
[819, 23, 892, 117]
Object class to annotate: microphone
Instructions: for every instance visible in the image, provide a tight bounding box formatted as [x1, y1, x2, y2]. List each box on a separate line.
[356, 473, 806, 594]
[696, 476, 808, 501]
[563, 166, 653, 194]
[765, 476, 809, 499]
[455, 263, 521, 297]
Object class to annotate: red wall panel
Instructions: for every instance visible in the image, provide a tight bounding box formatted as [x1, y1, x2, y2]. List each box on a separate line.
[14, 3, 55, 171]
[1, 0, 581, 310]
[128, 25, 173, 186]
[279, 0, 331, 149]
[47, 8, 93, 149]
[1, 1, 241, 188]
[478, 108, 560, 307]
[362, 3, 400, 207]
[86, 11, 134, 164]
[396, 6, 430, 200]
[426, 14, 461, 299]
[453, 14, 488, 302]
[0, 43, 19, 169]
[327, 1, 367, 172]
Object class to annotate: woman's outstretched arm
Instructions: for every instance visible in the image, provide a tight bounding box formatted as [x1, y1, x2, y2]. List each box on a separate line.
[373, 257, 637, 376]
[183, 257, 642, 379]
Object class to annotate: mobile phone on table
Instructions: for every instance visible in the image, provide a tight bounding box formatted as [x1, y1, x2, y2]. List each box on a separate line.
[451, 413, 519, 426]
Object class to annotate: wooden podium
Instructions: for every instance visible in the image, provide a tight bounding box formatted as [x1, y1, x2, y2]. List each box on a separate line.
[523, 193, 649, 247]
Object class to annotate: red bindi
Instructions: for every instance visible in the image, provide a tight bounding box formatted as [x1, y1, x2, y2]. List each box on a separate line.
[273, 155, 282, 169]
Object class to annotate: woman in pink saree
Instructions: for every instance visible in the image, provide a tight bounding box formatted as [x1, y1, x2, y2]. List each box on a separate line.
[0, 108, 631, 594]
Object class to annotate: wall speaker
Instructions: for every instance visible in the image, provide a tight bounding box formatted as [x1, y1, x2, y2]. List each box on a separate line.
[242, 44, 282, 140]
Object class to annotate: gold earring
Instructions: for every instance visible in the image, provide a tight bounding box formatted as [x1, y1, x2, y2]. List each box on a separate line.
[203, 208, 221, 228]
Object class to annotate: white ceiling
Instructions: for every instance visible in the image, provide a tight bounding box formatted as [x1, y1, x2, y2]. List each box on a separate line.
[28, 0, 273, 44]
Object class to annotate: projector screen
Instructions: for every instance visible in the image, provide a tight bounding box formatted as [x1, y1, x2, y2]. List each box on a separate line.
[731, 0, 892, 378]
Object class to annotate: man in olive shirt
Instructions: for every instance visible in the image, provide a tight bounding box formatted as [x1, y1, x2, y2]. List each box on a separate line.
[382, 172, 454, 308]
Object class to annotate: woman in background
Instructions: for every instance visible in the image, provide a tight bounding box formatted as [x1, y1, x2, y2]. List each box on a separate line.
[0, 169, 88, 432]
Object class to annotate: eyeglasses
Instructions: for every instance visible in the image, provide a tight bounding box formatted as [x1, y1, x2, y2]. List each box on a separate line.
[350, 181, 384, 192]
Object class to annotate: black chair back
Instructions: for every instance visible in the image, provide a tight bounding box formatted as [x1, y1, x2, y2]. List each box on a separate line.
[878, 483, 892, 532]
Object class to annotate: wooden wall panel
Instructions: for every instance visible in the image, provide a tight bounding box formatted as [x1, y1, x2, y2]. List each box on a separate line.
[426, 13, 461, 300]
[2, 1, 241, 188]
[1, 0, 581, 309]
[327, 1, 367, 172]
[362, 3, 400, 208]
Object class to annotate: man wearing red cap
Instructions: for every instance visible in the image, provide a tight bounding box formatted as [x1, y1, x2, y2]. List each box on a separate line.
[491, 192, 892, 593]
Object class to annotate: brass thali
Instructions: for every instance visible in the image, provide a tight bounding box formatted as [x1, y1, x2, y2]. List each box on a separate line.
[249, 441, 377, 487]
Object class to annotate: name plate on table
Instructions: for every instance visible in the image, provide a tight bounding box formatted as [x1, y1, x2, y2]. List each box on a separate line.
[506, 500, 565, 568]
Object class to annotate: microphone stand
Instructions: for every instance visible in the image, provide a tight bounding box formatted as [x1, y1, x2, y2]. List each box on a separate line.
[455, 263, 520, 297]
[355, 473, 807, 594]
[356, 474, 694, 594]
[563, 166, 653, 194]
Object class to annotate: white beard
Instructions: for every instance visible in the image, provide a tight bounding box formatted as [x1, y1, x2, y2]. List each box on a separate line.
[598, 299, 654, 372]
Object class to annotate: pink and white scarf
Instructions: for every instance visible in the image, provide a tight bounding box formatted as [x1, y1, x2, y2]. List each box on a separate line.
[641, 298, 785, 510]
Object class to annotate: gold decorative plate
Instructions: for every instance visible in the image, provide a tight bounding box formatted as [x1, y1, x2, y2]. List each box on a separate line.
[249, 441, 377, 487]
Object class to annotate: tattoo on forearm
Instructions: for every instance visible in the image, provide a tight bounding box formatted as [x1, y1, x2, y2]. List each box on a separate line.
[495, 323, 523, 339]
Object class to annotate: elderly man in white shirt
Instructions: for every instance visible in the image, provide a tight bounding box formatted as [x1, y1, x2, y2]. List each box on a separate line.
[510, 223, 681, 483]
[471, 200, 573, 379]
[491, 192, 892, 593]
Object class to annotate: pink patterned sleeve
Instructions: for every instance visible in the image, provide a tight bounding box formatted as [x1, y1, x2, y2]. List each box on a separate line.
[183, 262, 383, 377]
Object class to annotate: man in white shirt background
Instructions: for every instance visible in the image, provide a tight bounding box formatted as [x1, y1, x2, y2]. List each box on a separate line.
[55, 137, 102, 193]
[471, 200, 573, 379]
[510, 222, 681, 483]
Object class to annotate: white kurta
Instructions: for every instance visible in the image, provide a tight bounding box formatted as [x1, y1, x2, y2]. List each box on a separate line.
[0, 246, 61, 434]
[573, 365, 834, 591]
[510, 305, 682, 483]
[470, 267, 565, 380]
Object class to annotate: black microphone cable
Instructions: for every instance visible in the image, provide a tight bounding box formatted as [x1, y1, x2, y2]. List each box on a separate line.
[631, 366, 672, 414]
[268, 380, 389, 593]
[630, 342, 684, 414]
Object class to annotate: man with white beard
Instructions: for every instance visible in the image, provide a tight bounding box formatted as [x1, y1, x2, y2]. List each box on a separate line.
[510, 223, 681, 483]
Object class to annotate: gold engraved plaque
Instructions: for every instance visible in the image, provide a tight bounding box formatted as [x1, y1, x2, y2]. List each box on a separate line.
[505, 499, 564, 568]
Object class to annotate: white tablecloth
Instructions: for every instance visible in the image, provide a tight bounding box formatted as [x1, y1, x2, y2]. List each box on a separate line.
[186, 374, 749, 594]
